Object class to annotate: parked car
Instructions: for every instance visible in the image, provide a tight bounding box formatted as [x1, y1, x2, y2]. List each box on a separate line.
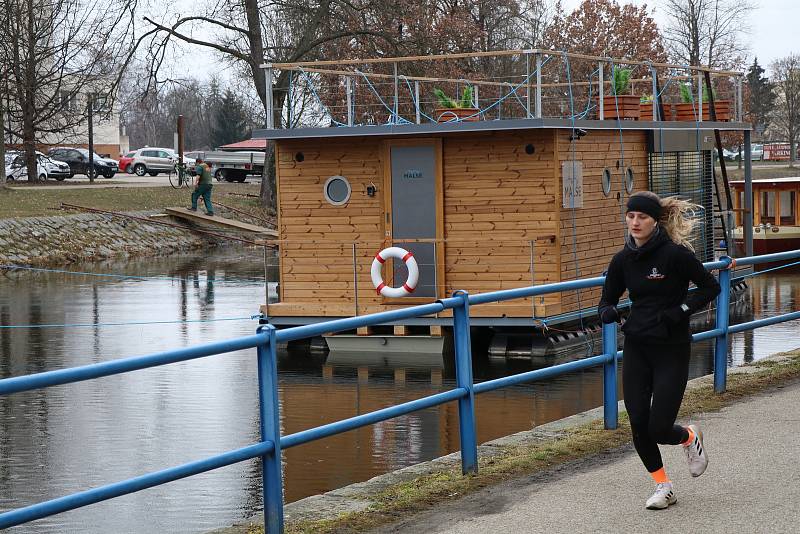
[47, 147, 118, 178]
[722, 148, 739, 161]
[128, 147, 196, 177]
[4, 151, 48, 181]
[119, 151, 136, 173]
[751, 144, 764, 161]
[37, 151, 71, 180]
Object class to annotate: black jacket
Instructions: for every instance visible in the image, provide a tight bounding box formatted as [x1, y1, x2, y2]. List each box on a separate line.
[598, 228, 721, 344]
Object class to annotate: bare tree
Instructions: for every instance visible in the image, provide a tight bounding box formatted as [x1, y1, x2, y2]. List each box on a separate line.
[0, 0, 140, 183]
[771, 54, 800, 167]
[661, 0, 754, 68]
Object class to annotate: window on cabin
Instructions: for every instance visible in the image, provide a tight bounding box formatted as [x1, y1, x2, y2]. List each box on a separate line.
[779, 191, 795, 226]
[760, 191, 775, 224]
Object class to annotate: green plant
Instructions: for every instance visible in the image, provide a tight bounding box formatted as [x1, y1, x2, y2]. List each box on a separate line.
[611, 68, 632, 95]
[640, 94, 654, 104]
[680, 84, 717, 103]
[433, 86, 475, 109]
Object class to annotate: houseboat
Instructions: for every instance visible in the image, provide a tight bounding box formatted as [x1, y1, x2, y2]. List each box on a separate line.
[731, 177, 800, 269]
[253, 49, 752, 355]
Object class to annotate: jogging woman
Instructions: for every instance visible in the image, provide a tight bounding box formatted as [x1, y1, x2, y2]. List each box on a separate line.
[598, 191, 721, 510]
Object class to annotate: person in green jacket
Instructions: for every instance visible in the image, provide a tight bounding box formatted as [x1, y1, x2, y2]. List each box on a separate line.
[189, 158, 214, 216]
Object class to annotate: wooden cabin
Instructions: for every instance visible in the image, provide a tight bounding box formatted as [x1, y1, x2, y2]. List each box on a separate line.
[731, 177, 800, 263]
[254, 50, 750, 338]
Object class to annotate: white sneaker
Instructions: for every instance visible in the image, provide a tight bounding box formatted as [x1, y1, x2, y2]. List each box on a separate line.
[684, 424, 708, 477]
[645, 482, 677, 510]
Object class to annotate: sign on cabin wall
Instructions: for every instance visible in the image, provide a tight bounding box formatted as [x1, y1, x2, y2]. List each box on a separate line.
[562, 161, 584, 209]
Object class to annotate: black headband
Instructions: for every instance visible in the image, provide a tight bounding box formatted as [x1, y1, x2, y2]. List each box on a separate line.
[626, 194, 662, 220]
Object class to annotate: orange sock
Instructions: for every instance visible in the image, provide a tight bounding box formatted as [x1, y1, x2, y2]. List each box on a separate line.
[682, 427, 695, 446]
[649, 467, 670, 484]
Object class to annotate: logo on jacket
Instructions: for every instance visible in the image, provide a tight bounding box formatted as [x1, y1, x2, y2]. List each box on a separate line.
[647, 267, 665, 280]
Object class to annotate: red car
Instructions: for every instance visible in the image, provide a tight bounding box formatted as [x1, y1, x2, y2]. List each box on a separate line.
[119, 151, 136, 173]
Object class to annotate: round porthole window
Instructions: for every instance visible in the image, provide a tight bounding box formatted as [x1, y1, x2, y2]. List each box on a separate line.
[625, 167, 635, 193]
[324, 175, 351, 206]
[602, 169, 612, 197]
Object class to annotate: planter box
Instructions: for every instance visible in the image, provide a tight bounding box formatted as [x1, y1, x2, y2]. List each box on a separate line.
[434, 108, 481, 122]
[674, 100, 731, 122]
[597, 95, 640, 120]
[640, 102, 675, 121]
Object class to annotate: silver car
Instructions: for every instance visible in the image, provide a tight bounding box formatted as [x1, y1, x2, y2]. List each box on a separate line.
[129, 148, 196, 177]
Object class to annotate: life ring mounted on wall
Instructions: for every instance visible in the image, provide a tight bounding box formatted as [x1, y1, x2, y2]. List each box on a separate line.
[371, 247, 419, 298]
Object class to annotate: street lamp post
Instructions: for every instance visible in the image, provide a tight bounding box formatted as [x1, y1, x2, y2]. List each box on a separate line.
[88, 94, 95, 183]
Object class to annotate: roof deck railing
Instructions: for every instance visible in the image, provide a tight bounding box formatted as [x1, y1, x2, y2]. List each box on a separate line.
[259, 48, 745, 130]
[2, 250, 800, 532]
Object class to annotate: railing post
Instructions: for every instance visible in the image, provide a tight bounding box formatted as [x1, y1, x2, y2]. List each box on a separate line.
[453, 290, 478, 474]
[257, 325, 284, 533]
[598, 61, 604, 120]
[535, 53, 543, 118]
[714, 258, 732, 392]
[602, 321, 618, 429]
[265, 65, 274, 129]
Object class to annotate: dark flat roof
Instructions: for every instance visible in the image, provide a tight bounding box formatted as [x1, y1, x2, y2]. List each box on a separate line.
[253, 118, 751, 141]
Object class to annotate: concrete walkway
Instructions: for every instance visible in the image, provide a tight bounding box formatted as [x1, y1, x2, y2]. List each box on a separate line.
[374, 380, 800, 534]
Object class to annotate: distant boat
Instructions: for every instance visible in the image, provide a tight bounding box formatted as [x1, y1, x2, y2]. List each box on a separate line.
[731, 176, 800, 270]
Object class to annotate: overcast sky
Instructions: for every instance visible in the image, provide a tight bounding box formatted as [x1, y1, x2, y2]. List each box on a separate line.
[559, 0, 797, 68]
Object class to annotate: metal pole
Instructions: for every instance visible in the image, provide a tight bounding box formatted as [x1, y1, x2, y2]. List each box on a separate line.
[698, 70, 704, 120]
[736, 75, 743, 122]
[177, 115, 185, 161]
[714, 260, 732, 392]
[393, 62, 399, 124]
[263, 245, 270, 317]
[535, 53, 543, 118]
[414, 81, 421, 124]
[525, 52, 532, 119]
[452, 290, 477, 474]
[265, 66, 274, 129]
[744, 130, 754, 256]
[432, 241, 439, 298]
[346, 77, 353, 127]
[88, 95, 95, 183]
[651, 67, 658, 120]
[473, 85, 479, 111]
[529, 240, 536, 318]
[256, 325, 284, 533]
[287, 72, 293, 127]
[352, 243, 358, 316]
[598, 61, 604, 120]
[602, 321, 618, 429]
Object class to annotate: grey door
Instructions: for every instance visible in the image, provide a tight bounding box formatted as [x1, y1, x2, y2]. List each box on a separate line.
[390, 145, 438, 298]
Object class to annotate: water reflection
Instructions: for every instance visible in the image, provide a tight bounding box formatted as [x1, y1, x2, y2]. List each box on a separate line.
[0, 254, 798, 533]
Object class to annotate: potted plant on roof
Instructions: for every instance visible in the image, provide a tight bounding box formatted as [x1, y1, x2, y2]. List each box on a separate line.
[640, 94, 675, 121]
[597, 68, 640, 120]
[433, 86, 481, 123]
[674, 84, 731, 122]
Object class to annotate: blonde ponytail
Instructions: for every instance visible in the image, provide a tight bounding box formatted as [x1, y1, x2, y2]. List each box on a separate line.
[630, 191, 701, 251]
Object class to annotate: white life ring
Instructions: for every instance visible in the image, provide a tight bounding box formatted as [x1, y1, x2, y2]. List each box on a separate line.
[371, 247, 419, 297]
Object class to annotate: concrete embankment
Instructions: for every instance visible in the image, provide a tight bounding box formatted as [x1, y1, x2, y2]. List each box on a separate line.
[0, 212, 214, 267]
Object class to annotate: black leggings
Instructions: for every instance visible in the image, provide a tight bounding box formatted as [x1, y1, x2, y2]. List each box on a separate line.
[623, 338, 692, 473]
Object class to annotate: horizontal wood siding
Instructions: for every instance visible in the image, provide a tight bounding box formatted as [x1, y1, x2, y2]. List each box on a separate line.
[557, 130, 649, 314]
[276, 139, 386, 314]
[442, 131, 560, 315]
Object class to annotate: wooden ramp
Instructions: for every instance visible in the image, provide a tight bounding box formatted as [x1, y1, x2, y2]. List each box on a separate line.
[165, 207, 277, 238]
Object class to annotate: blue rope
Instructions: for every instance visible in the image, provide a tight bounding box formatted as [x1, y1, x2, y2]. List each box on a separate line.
[0, 264, 267, 285]
[296, 68, 348, 127]
[354, 69, 413, 125]
[0, 315, 264, 329]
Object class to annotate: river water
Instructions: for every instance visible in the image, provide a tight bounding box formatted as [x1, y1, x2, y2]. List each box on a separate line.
[1, 248, 798, 533]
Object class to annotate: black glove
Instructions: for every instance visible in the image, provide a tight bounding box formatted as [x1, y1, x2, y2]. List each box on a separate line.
[599, 306, 620, 324]
[661, 305, 690, 325]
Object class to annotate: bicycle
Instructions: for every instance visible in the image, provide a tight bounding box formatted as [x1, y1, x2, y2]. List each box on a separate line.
[168, 161, 190, 189]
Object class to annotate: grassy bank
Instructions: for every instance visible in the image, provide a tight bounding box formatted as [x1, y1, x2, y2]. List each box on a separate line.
[717, 165, 799, 181]
[0, 183, 270, 220]
[264, 350, 800, 534]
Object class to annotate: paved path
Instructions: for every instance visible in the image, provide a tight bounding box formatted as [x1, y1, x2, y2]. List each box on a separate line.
[374, 380, 800, 534]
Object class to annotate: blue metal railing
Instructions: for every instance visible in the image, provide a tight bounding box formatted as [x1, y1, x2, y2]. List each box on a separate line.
[2, 249, 800, 532]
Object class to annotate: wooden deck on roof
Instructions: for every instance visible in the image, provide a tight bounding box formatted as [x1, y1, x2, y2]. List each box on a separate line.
[165, 207, 278, 237]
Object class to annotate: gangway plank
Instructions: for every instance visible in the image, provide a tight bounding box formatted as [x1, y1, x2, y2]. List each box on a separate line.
[165, 207, 277, 237]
